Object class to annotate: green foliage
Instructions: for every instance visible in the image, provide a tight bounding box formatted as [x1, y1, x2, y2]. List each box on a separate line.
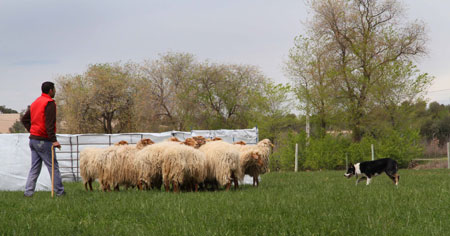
[56, 53, 276, 133]
[0, 105, 18, 114]
[304, 135, 350, 170]
[273, 128, 422, 170]
[286, 0, 432, 142]
[420, 102, 450, 146]
[375, 129, 423, 167]
[270, 131, 307, 171]
[8, 120, 27, 133]
[0, 170, 449, 235]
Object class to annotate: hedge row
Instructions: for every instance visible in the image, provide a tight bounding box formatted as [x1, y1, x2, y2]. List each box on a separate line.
[270, 129, 422, 171]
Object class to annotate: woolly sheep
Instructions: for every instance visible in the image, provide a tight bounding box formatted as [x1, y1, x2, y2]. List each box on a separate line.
[104, 138, 154, 191]
[199, 140, 241, 191]
[234, 139, 273, 186]
[192, 136, 207, 147]
[82, 138, 153, 192]
[80, 147, 104, 191]
[162, 143, 206, 193]
[114, 140, 129, 146]
[134, 141, 179, 190]
[233, 141, 246, 145]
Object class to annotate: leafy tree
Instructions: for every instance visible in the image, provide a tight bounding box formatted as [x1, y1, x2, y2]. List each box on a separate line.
[286, 35, 338, 137]
[193, 63, 268, 129]
[56, 63, 136, 134]
[0, 105, 18, 114]
[289, 0, 432, 141]
[420, 102, 450, 146]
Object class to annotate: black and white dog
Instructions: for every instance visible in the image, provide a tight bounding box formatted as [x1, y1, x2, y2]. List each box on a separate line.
[344, 158, 400, 186]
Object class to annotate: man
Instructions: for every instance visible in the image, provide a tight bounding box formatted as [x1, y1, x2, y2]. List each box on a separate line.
[21, 81, 65, 197]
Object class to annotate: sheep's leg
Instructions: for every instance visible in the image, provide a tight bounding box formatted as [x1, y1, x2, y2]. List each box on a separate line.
[225, 181, 231, 191]
[253, 176, 257, 186]
[164, 180, 170, 192]
[194, 183, 199, 192]
[84, 182, 88, 191]
[114, 184, 120, 191]
[88, 180, 93, 191]
[233, 177, 239, 190]
[172, 181, 179, 193]
[255, 174, 260, 187]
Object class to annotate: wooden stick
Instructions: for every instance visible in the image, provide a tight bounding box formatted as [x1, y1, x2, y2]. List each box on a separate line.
[51, 144, 55, 198]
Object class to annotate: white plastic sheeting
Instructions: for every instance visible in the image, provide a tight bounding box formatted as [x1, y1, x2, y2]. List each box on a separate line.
[0, 128, 258, 191]
[0, 134, 51, 191]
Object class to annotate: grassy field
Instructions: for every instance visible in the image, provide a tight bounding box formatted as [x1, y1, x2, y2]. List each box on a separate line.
[0, 169, 449, 235]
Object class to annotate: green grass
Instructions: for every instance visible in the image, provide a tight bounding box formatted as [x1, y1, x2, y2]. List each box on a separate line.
[1, 169, 449, 235]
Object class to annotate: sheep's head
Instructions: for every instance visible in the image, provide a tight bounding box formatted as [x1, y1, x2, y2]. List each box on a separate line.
[182, 138, 199, 148]
[251, 151, 264, 167]
[137, 138, 154, 149]
[212, 137, 222, 141]
[114, 140, 129, 146]
[168, 137, 181, 142]
[258, 139, 274, 148]
[233, 141, 246, 145]
[192, 136, 207, 147]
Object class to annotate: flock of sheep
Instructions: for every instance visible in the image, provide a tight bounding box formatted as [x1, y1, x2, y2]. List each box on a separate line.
[80, 136, 273, 193]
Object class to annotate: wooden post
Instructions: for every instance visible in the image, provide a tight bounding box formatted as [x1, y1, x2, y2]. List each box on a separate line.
[295, 143, 298, 172]
[51, 145, 55, 198]
[447, 142, 449, 170]
[371, 144, 374, 161]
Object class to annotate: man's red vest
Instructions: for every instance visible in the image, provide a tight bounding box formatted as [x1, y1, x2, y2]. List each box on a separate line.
[30, 93, 56, 138]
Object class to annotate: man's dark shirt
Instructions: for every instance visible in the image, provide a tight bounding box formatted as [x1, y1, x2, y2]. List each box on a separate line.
[21, 101, 58, 142]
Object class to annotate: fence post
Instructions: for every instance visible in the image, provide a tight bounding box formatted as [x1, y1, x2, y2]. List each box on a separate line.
[295, 143, 298, 172]
[371, 144, 374, 161]
[447, 142, 449, 169]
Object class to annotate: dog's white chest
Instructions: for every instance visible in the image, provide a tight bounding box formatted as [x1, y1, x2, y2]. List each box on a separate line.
[354, 163, 362, 175]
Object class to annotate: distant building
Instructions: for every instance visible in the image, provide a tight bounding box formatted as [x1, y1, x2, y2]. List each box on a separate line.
[0, 114, 21, 133]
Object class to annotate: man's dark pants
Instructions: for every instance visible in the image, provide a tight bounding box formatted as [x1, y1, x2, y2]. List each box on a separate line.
[24, 139, 64, 196]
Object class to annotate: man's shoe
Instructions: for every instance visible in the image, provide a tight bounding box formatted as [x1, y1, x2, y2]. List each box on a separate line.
[56, 191, 66, 197]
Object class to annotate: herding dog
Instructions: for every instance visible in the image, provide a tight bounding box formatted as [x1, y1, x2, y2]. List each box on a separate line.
[344, 158, 400, 186]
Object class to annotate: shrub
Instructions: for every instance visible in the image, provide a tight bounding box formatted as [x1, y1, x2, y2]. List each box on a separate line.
[272, 128, 423, 171]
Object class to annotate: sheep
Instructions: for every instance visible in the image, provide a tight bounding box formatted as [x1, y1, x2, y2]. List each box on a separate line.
[162, 143, 206, 193]
[199, 140, 241, 191]
[114, 140, 129, 146]
[256, 139, 273, 174]
[168, 137, 181, 142]
[134, 141, 179, 191]
[182, 137, 202, 149]
[238, 149, 265, 184]
[96, 145, 119, 191]
[108, 138, 155, 191]
[234, 139, 273, 186]
[137, 138, 154, 149]
[93, 138, 153, 192]
[80, 147, 104, 191]
[192, 136, 207, 147]
[135, 137, 206, 193]
[233, 141, 246, 145]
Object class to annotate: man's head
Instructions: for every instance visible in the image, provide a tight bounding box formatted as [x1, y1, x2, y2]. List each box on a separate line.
[41, 81, 55, 98]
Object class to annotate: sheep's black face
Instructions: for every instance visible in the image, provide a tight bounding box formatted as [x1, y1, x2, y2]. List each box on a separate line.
[344, 165, 355, 178]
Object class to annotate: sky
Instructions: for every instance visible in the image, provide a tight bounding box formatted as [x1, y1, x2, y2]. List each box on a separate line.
[1, 0, 449, 112]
